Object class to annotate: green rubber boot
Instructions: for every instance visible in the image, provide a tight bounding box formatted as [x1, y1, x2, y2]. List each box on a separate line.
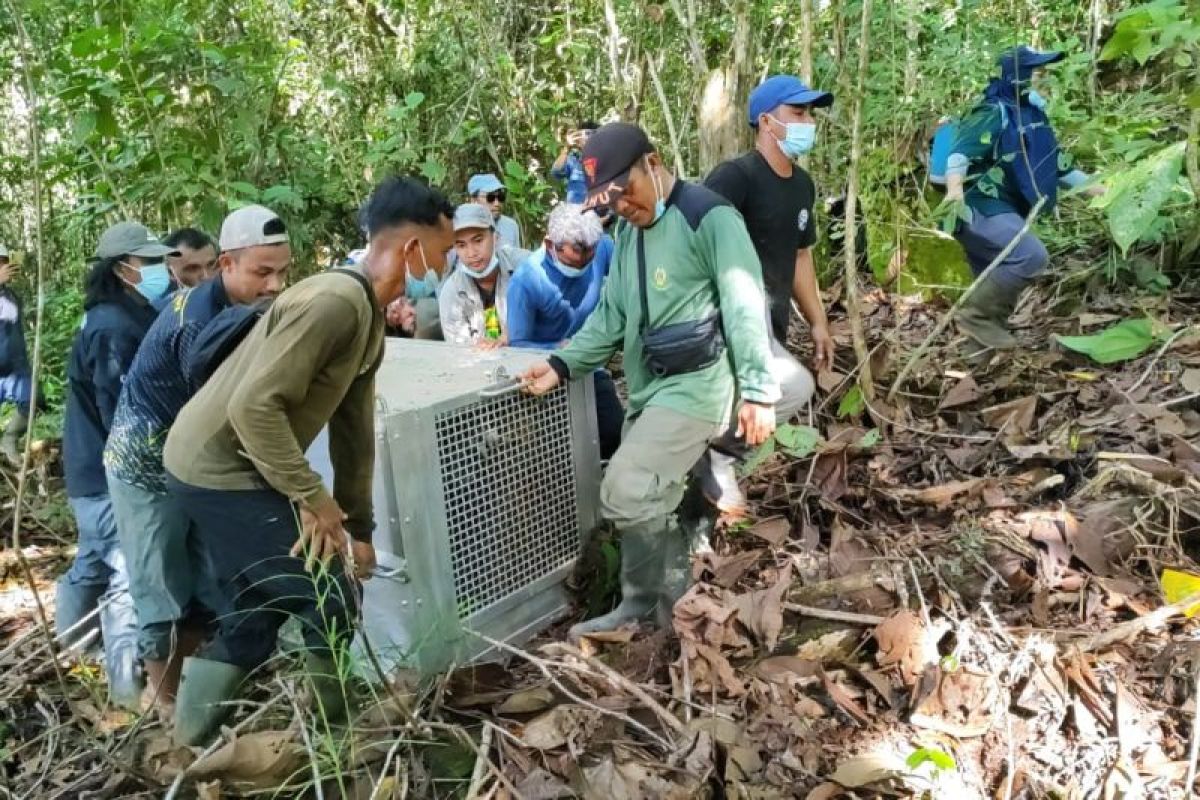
[304, 652, 352, 724]
[956, 274, 1025, 354]
[569, 520, 667, 640]
[173, 656, 247, 747]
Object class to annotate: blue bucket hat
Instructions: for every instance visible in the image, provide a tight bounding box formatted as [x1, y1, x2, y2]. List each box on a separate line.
[998, 46, 1065, 82]
[467, 173, 505, 196]
[747, 75, 834, 127]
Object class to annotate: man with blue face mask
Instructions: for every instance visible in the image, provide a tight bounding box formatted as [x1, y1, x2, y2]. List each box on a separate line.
[439, 203, 530, 347]
[701, 74, 834, 515]
[945, 45, 1105, 360]
[507, 202, 622, 458]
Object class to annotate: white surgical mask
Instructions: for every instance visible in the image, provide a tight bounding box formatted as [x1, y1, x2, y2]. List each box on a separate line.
[462, 253, 499, 280]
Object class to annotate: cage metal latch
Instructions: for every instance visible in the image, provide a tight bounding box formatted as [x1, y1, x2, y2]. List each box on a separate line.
[478, 365, 523, 401]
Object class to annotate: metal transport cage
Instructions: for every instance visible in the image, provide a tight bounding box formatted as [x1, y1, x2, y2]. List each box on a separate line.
[308, 339, 602, 676]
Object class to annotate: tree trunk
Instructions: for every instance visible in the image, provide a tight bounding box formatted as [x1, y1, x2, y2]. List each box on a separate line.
[843, 0, 875, 402]
[800, 0, 814, 84]
[697, 0, 754, 175]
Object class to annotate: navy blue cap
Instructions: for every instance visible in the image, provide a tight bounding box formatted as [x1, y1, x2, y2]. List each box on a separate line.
[998, 46, 1065, 80]
[747, 75, 833, 127]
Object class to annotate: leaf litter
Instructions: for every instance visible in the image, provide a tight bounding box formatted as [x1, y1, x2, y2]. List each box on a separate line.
[1, 284, 1200, 797]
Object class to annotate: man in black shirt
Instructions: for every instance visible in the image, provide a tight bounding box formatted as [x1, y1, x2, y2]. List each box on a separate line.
[699, 74, 836, 513]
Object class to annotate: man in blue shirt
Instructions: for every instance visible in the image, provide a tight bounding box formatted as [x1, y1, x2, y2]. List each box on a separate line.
[550, 122, 599, 204]
[103, 205, 291, 711]
[507, 202, 622, 458]
[945, 45, 1104, 358]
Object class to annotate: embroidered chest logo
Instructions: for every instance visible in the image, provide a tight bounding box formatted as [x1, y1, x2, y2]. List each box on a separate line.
[653, 267, 668, 290]
[797, 209, 810, 233]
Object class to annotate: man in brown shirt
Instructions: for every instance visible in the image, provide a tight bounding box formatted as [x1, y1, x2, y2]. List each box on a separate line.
[163, 177, 455, 745]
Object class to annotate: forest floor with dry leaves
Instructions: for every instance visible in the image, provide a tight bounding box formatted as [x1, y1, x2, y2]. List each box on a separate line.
[0, 270, 1198, 799]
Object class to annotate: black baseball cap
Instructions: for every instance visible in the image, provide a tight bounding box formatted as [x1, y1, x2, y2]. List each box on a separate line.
[581, 122, 655, 210]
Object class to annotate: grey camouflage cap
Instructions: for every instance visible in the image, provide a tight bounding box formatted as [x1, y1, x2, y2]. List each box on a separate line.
[94, 222, 179, 261]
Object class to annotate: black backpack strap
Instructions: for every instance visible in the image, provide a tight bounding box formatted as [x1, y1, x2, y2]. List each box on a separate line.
[330, 268, 385, 373]
[636, 229, 650, 333]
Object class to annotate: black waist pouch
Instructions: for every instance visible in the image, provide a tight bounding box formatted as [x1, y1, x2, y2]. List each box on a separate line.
[641, 312, 726, 378]
[636, 228, 725, 378]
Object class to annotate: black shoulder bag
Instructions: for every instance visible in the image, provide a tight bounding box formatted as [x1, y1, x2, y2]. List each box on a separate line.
[636, 229, 726, 378]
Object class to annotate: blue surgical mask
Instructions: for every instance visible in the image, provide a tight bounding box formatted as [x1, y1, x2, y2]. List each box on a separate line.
[462, 253, 499, 280]
[1027, 90, 1048, 110]
[770, 116, 817, 159]
[551, 253, 587, 278]
[122, 261, 171, 302]
[404, 240, 439, 299]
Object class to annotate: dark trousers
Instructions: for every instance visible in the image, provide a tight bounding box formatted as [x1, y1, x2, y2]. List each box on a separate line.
[166, 475, 360, 672]
[593, 370, 624, 461]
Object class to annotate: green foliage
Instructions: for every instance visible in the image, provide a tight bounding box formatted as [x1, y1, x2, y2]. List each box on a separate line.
[1054, 318, 1167, 363]
[1094, 141, 1188, 254]
[1099, 0, 1200, 65]
[774, 424, 821, 458]
[837, 385, 866, 419]
[906, 746, 958, 773]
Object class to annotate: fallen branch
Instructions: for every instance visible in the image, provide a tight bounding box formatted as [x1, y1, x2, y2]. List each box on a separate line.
[464, 721, 494, 800]
[1076, 591, 1200, 654]
[542, 642, 686, 735]
[789, 570, 894, 604]
[783, 603, 886, 626]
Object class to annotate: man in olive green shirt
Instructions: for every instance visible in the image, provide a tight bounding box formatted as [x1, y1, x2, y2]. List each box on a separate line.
[163, 177, 455, 746]
[522, 123, 779, 639]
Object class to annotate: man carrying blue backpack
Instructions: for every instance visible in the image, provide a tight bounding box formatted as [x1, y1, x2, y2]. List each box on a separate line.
[940, 46, 1105, 358]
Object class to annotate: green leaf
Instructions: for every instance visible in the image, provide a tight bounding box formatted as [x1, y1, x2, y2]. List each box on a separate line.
[404, 91, 425, 109]
[1054, 318, 1165, 364]
[740, 437, 775, 476]
[420, 158, 447, 184]
[504, 159, 528, 180]
[837, 385, 866, 418]
[229, 181, 260, 199]
[775, 424, 821, 458]
[262, 184, 303, 208]
[1099, 141, 1186, 253]
[907, 746, 958, 773]
[858, 429, 881, 448]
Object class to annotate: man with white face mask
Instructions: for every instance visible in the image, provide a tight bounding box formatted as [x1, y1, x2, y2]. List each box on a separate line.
[439, 203, 529, 347]
[700, 75, 835, 515]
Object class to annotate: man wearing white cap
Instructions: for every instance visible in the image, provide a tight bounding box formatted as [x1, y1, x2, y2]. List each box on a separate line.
[163, 177, 455, 746]
[439, 203, 529, 346]
[103, 204, 291, 712]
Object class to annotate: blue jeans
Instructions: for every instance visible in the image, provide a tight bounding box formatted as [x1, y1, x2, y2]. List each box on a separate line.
[108, 475, 227, 661]
[954, 210, 1049, 290]
[59, 493, 141, 705]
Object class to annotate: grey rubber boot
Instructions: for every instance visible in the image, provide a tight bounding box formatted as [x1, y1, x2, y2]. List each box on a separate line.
[173, 656, 247, 747]
[569, 521, 667, 640]
[956, 274, 1025, 352]
[304, 652, 352, 724]
[1, 409, 28, 464]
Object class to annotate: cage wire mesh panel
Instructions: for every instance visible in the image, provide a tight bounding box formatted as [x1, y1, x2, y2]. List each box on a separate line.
[308, 339, 601, 675]
[436, 384, 579, 617]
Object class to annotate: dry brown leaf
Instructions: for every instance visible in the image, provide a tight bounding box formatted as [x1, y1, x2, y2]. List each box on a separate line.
[515, 768, 575, 800]
[519, 705, 602, 750]
[728, 565, 792, 651]
[873, 610, 941, 687]
[196, 781, 222, 800]
[910, 668, 1000, 737]
[754, 655, 820, 684]
[495, 685, 556, 714]
[818, 666, 870, 726]
[885, 478, 986, 510]
[685, 641, 746, 697]
[701, 550, 763, 589]
[938, 375, 980, 410]
[188, 731, 303, 789]
[805, 784, 844, 800]
[748, 516, 790, 546]
[578, 629, 635, 644]
[1182, 368, 1200, 393]
[817, 368, 846, 393]
[981, 395, 1037, 434]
